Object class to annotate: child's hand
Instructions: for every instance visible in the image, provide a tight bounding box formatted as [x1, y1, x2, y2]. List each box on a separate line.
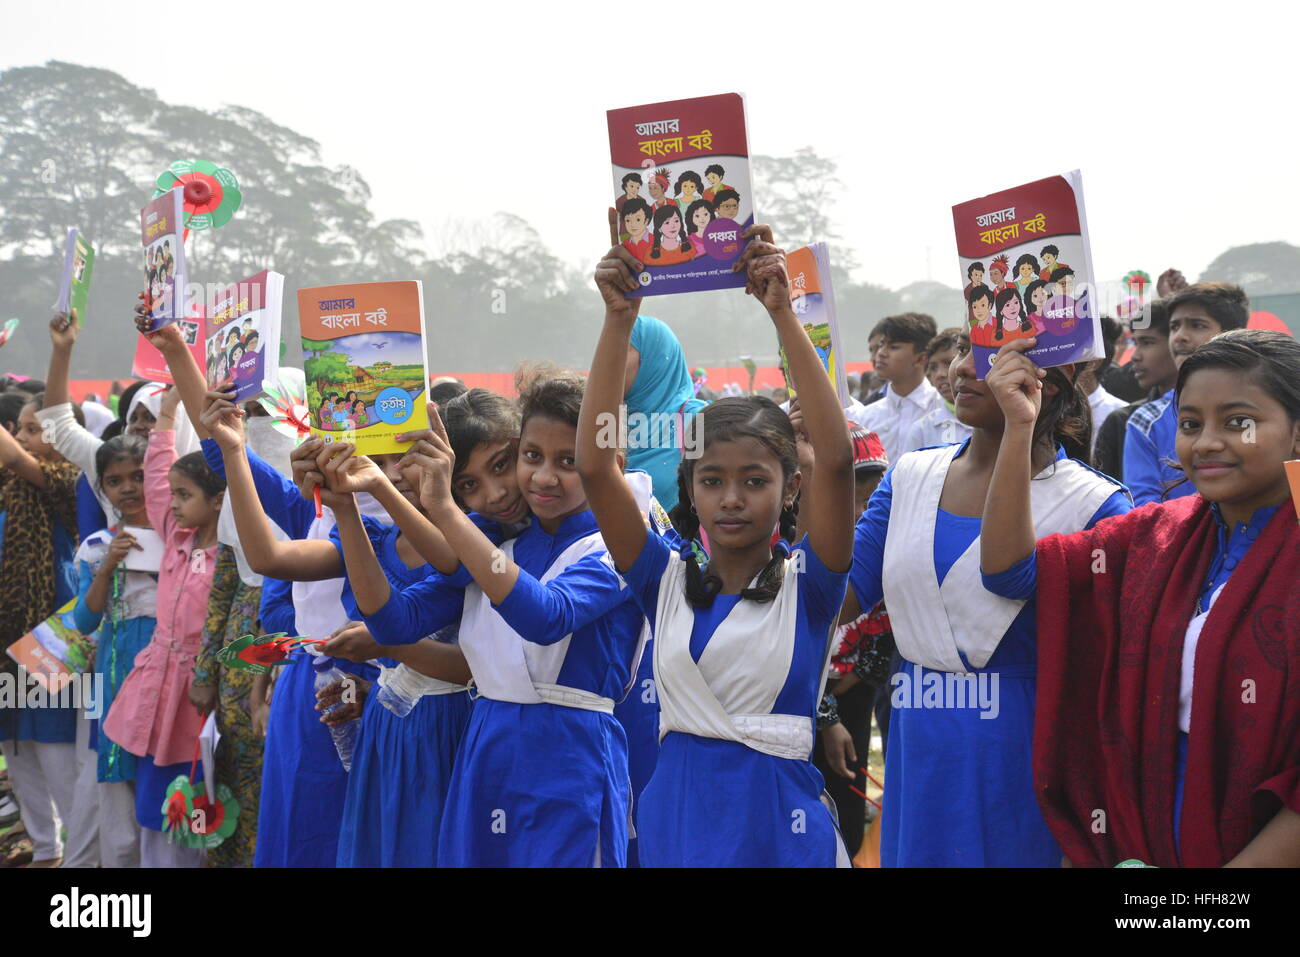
[291, 437, 325, 497]
[199, 392, 245, 450]
[594, 238, 645, 325]
[315, 673, 368, 725]
[736, 225, 790, 312]
[408, 402, 457, 515]
[251, 694, 271, 738]
[820, 721, 857, 779]
[49, 312, 79, 350]
[102, 528, 141, 570]
[320, 621, 385, 663]
[316, 442, 385, 497]
[188, 681, 217, 717]
[157, 384, 181, 420]
[984, 339, 1045, 429]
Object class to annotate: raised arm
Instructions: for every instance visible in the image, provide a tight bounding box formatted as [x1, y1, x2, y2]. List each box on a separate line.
[741, 226, 854, 570]
[575, 243, 648, 574]
[201, 394, 342, 581]
[980, 338, 1045, 576]
[45, 311, 78, 408]
[133, 310, 210, 440]
[0, 422, 51, 489]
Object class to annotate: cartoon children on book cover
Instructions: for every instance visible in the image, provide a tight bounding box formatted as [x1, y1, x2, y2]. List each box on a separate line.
[781, 243, 850, 407]
[608, 93, 754, 297]
[140, 188, 186, 326]
[952, 170, 1102, 379]
[299, 281, 430, 455]
[205, 270, 282, 402]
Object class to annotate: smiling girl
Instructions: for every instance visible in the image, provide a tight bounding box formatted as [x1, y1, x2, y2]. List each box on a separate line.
[981, 330, 1300, 867]
[336, 367, 657, 867]
[648, 205, 695, 266]
[71, 434, 158, 867]
[579, 226, 855, 867]
[847, 332, 1130, 867]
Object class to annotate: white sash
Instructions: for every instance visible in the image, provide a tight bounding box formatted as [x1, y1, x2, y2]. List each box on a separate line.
[376, 662, 467, 698]
[881, 446, 1119, 673]
[652, 555, 832, 761]
[457, 473, 658, 710]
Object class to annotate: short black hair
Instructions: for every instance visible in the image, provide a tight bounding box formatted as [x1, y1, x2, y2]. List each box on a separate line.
[0, 392, 28, 432]
[705, 163, 725, 179]
[1129, 297, 1171, 337]
[710, 189, 740, 210]
[926, 328, 963, 357]
[621, 172, 643, 189]
[1050, 266, 1075, 282]
[966, 283, 994, 306]
[171, 450, 226, 499]
[621, 197, 652, 223]
[429, 378, 468, 407]
[870, 313, 937, 353]
[1098, 315, 1123, 365]
[966, 262, 985, 279]
[1041, 244, 1060, 258]
[1165, 282, 1250, 332]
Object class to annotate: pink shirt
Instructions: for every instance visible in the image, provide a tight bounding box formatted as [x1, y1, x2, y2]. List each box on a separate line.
[102, 430, 218, 766]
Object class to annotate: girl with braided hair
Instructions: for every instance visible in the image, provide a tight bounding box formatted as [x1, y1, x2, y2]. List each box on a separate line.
[579, 225, 855, 867]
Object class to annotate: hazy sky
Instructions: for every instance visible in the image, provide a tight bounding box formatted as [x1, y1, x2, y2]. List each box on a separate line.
[6, 0, 1297, 291]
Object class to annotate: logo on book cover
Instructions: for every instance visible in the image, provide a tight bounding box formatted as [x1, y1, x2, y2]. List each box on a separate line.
[374, 386, 415, 425]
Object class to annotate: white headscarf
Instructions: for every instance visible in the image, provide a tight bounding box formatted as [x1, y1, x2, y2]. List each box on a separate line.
[126, 381, 201, 456]
[80, 400, 116, 439]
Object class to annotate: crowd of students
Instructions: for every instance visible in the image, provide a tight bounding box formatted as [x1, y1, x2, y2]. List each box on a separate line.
[0, 227, 1296, 868]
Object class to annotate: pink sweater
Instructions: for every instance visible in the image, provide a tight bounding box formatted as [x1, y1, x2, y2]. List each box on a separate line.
[102, 430, 218, 766]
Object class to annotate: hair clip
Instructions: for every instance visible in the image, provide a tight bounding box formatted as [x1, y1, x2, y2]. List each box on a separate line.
[772, 539, 791, 560]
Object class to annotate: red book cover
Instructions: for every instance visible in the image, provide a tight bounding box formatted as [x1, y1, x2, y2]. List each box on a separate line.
[952, 170, 1101, 378]
[608, 93, 753, 297]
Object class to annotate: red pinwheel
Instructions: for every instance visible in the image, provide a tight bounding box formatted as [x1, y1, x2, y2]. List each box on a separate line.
[153, 160, 242, 237]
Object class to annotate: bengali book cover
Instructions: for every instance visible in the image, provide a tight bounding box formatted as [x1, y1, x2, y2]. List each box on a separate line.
[140, 187, 188, 328]
[298, 280, 430, 455]
[55, 228, 95, 326]
[5, 599, 95, 693]
[608, 93, 754, 298]
[952, 170, 1101, 379]
[205, 269, 284, 402]
[782, 243, 850, 408]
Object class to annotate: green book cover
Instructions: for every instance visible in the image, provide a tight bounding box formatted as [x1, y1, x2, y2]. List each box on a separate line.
[55, 228, 95, 326]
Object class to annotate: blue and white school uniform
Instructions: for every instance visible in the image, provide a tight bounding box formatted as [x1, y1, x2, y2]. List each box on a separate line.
[850, 441, 1130, 867]
[330, 516, 472, 868]
[620, 531, 850, 868]
[364, 504, 649, 868]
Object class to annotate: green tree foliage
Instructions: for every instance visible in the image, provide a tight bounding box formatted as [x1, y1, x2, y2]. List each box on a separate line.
[1199, 241, 1300, 295]
[0, 62, 961, 383]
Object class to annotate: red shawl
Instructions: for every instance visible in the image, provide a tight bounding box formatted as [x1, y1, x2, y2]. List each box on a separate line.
[1033, 494, 1300, 867]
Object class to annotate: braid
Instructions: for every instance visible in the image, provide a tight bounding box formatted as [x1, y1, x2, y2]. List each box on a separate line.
[650, 228, 663, 260]
[668, 465, 723, 608]
[740, 501, 798, 604]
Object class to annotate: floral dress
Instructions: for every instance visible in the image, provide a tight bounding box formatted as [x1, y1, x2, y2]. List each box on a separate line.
[193, 544, 264, 868]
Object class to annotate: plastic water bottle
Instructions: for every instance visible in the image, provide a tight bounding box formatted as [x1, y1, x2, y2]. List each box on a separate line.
[375, 665, 419, 718]
[311, 653, 359, 772]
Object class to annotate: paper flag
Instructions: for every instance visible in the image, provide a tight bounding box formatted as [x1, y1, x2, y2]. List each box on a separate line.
[215, 632, 325, 674]
[0, 318, 19, 349]
[161, 775, 240, 849]
[257, 369, 312, 445]
[153, 160, 242, 233]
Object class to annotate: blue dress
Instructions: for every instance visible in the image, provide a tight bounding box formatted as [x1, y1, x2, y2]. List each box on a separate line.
[72, 542, 157, 783]
[363, 509, 644, 867]
[613, 646, 658, 867]
[851, 443, 1130, 867]
[621, 531, 848, 867]
[330, 516, 471, 868]
[199, 438, 376, 868]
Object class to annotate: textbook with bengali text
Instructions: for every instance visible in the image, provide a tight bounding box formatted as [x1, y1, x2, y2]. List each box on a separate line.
[54, 228, 95, 326]
[952, 169, 1101, 379]
[607, 93, 754, 298]
[132, 312, 206, 384]
[298, 281, 430, 455]
[140, 187, 188, 328]
[782, 243, 850, 408]
[205, 269, 284, 402]
[5, 599, 95, 692]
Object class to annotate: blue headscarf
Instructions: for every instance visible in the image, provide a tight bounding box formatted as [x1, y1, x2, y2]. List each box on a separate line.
[626, 316, 706, 512]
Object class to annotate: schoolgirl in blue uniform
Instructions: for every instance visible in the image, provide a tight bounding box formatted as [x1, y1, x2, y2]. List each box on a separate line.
[577, 228, 855, 867]
[344, 370, 649, 867]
